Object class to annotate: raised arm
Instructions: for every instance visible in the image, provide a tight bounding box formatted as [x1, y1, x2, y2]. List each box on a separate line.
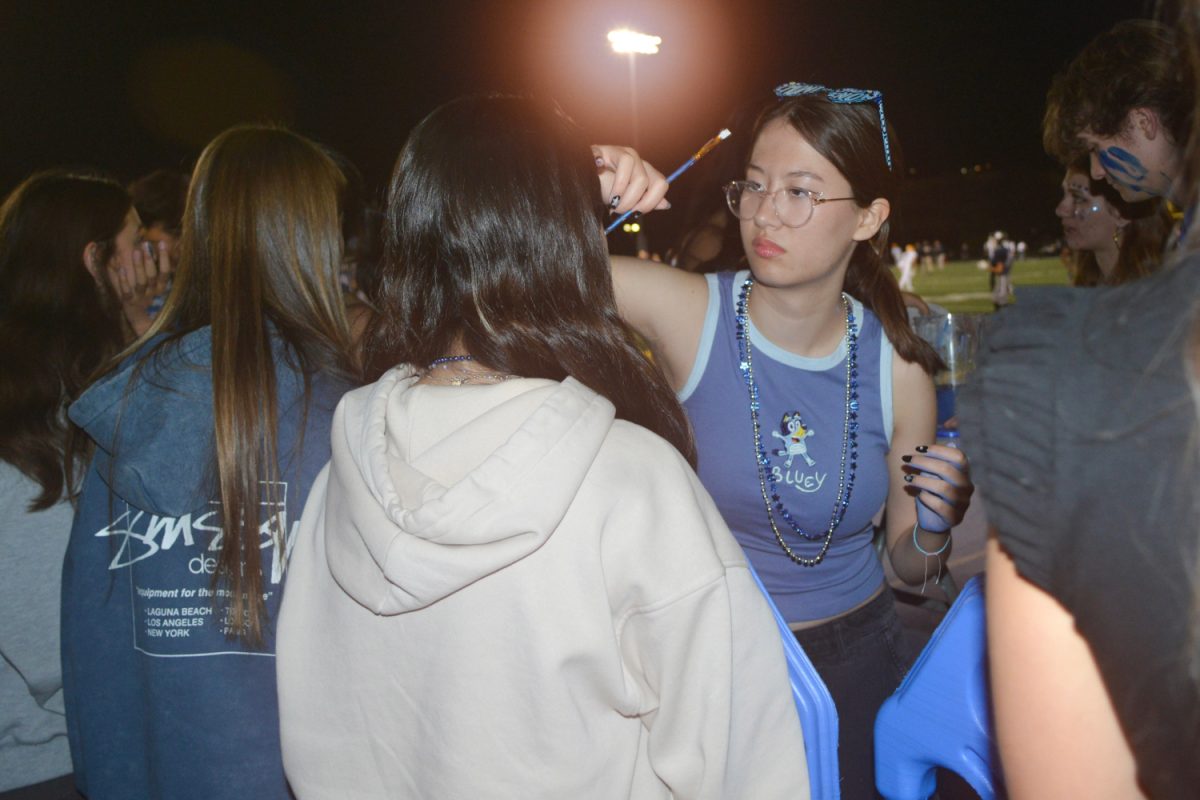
[610, 256, 707, 391]
[593, 144, 709, 391]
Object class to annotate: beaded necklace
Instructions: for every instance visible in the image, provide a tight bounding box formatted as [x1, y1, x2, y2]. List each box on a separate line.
[735, 277, 859, 567]
[429, 355, 475, 367]
[422, 354, 518, 386]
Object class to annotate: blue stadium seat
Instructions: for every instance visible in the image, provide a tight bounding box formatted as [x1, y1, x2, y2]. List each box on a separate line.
[746, 563, 840, 799]
[874, 574, 997, 800]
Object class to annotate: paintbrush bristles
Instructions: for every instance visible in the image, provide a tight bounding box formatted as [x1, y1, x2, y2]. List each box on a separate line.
[692, 129, 732, 162]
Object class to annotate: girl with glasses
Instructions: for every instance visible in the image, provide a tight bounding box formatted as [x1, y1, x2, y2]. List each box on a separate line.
[604, 86, 973, 799]
[276, 95, 810, 799]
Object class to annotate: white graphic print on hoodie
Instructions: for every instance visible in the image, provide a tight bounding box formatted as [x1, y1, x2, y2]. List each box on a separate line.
[277, 368, 811, 799]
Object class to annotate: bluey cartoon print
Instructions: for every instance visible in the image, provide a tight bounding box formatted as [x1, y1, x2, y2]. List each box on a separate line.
[772, 411, 816, 467]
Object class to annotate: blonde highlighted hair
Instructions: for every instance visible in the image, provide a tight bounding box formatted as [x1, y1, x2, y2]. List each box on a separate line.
[136, 125, 358, 643]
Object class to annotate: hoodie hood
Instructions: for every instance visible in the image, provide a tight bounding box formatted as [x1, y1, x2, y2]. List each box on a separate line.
[323, 367, 616, 614]
[68, 328, 346, 518]
[69, 330, 217, 516]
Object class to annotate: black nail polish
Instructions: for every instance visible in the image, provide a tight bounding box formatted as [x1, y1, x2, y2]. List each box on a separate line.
[904, 474, 914, 483]
[631, 211, 642, 221]
[915, 445, 928, 453]
[901, 455, 912, 463]
[610, 195, 621, 208]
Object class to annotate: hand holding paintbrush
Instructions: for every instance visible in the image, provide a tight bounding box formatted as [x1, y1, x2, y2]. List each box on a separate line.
[594, 130, 732, 235]
[593, 129, 732, 234]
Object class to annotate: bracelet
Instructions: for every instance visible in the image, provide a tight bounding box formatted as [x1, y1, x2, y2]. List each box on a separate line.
[912, 522, 950, 557]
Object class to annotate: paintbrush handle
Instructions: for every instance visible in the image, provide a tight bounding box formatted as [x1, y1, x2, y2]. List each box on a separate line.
[604, 130, 730, 236]
[605, 156, 699, 234]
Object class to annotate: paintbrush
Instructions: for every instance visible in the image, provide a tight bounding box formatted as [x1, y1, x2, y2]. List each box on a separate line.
[605, 128, 732, 235]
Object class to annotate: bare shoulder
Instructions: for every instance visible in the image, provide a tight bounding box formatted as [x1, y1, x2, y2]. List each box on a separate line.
[890, 348, 935, 427]
[611, 256, 709, 390]
[890, 348, 934, 391]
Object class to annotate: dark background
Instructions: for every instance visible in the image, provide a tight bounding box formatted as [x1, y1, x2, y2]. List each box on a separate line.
[0, 0, 1158, 255]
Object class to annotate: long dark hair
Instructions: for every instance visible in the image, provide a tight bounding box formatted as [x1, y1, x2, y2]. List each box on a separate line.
[753, 95, 941, 375]
[132, 125, 358, 643]
[0, 170, 130, 510]
[363, 94, 696, 465]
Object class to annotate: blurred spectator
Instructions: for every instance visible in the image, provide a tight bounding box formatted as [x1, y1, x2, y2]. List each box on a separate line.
[990, 236, 1013, 308]
[968, 9, 1200, 798]
[919, 239, 933, 272]
[1054, 156, 1171, 286]
[327, 149, 382, 343]
[129, 168, 187, 263]
[897, 242, 918, 290]
[1044, 19, 1191, 226]
[0, 170, 156, 799]
[61, 126, 357, 800]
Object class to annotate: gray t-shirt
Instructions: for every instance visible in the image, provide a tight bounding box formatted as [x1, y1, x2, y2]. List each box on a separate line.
[0, 462, 73, 790]
[959, 261, 1200, 800]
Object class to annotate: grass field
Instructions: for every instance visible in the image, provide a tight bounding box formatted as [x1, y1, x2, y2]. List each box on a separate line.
[895, 257, 1071, 314]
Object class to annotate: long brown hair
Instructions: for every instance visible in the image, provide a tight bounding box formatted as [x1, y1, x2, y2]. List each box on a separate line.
[363, 95, 696, 465]
[1063, 161, 1172, 287]
[753, 95, 941, 375]
[0, 171, 130, 509]
[136, 125, 358, 643]
[1043, 20, 1188, 165]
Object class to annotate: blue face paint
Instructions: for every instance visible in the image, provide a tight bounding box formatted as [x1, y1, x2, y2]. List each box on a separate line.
[1098, 146, 1152, 195]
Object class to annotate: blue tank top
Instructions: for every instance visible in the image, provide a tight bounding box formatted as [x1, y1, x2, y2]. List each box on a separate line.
[681, 270, 893, 623]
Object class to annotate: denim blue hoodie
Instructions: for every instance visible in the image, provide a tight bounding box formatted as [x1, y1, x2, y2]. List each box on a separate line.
[62, 327, 351, 800]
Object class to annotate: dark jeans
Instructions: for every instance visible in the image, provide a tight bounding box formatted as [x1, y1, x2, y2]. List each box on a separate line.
[793, 588, 912, 800]
[0, 775, 81, 800]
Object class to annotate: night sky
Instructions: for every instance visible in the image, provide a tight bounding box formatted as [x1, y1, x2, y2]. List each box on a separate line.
[0, 0, 1158, 247]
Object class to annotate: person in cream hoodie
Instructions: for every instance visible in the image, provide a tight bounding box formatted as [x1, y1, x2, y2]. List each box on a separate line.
[277, 95, 811, 799]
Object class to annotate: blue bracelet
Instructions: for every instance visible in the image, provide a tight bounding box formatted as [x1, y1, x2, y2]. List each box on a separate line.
[912, 522, 950, 556]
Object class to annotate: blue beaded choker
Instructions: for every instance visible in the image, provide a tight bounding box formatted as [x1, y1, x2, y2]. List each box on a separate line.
[735, 277, 859, 567]
[429, 354, 474, 367]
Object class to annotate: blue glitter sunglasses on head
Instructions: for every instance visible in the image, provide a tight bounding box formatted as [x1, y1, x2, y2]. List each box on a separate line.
[774, 82, 893, 171]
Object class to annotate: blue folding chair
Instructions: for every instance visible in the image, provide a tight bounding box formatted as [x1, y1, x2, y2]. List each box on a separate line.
[747, 563, 840, 799]
[873, 574, 997, 800]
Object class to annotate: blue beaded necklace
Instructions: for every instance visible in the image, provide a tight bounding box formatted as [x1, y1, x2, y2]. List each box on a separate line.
[429, 354, 475, 367]
[735, 277, 859, 567]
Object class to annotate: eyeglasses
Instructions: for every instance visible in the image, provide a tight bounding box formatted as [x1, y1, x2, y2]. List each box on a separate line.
[724, 181, 857, 228]
[774, 82, 893, 171]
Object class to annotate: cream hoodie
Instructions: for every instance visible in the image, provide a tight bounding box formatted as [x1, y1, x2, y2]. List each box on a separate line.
[277, 367, 810, 799]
